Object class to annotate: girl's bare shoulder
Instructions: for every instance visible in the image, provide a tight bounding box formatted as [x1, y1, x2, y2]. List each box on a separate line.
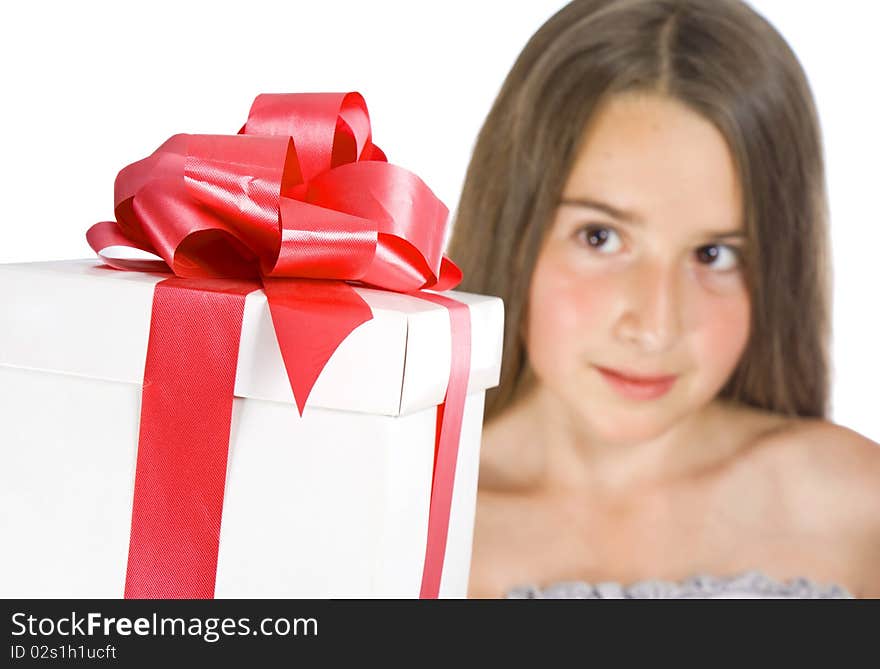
[741, 411, 880, 595]
[714, 402, 879, 486]
[748, 414, 880, 513]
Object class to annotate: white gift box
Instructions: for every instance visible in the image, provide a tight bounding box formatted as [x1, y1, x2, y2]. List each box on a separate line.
[0, 259, 503, 598]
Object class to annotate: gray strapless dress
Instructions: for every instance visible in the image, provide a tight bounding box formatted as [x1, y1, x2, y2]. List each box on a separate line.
[506, 569, 854, 598]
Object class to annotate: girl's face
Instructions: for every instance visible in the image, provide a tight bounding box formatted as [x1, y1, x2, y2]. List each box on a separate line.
[526, 92, 750, 444]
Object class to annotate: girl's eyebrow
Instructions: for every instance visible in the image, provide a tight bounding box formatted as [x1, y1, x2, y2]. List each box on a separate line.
[560, 197, 642, 224]
[560, 197, 746, 239]
[708, 231, 747, 240]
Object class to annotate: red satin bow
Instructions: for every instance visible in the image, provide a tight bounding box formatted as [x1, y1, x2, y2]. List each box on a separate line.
[87, 93, 471, 599]
[89, 92, 463, 414]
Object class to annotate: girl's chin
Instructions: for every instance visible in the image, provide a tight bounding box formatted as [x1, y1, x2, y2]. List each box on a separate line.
[572, 404, 685, 445]
[591, 424, 674, 446]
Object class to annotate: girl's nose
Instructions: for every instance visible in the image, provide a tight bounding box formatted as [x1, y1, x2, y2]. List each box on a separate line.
[613, 258, 682, 354]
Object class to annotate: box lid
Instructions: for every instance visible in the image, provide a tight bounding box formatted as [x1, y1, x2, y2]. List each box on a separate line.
[0, 259, 504, 416]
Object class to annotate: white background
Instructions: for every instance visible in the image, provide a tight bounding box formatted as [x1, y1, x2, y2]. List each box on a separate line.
[1, 0, 877, 441]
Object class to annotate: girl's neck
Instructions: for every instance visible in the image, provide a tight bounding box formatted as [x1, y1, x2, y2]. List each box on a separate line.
[479, 383, 762, 504]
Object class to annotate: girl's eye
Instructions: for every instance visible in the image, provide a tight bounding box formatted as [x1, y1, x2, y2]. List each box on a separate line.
[576, 225, 623, 253]
[695, 244, 740, 271]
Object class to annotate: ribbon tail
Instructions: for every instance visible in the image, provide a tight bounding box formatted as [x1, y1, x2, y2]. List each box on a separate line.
[415, 293, 472, 598]
[125, 277, 259, 599]
[262, 277, 373, 416]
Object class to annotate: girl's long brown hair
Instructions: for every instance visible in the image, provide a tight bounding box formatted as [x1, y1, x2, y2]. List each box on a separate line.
[448, 0, 830, 424]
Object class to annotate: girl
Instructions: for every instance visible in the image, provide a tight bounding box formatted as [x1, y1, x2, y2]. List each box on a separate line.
[449, 0, 880, 598]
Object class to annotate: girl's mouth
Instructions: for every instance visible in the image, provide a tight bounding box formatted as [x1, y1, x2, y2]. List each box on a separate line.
[593, 365, 678, 400]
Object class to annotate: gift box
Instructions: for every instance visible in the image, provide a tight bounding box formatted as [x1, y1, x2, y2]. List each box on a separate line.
[0, 92, 504, 598]
[0, 258, 502, 597]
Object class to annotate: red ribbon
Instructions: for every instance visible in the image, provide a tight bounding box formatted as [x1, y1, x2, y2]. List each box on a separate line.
[87, 93, 471, 598]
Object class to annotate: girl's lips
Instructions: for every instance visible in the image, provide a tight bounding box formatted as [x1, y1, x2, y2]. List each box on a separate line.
[594, 365, 678, 400]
